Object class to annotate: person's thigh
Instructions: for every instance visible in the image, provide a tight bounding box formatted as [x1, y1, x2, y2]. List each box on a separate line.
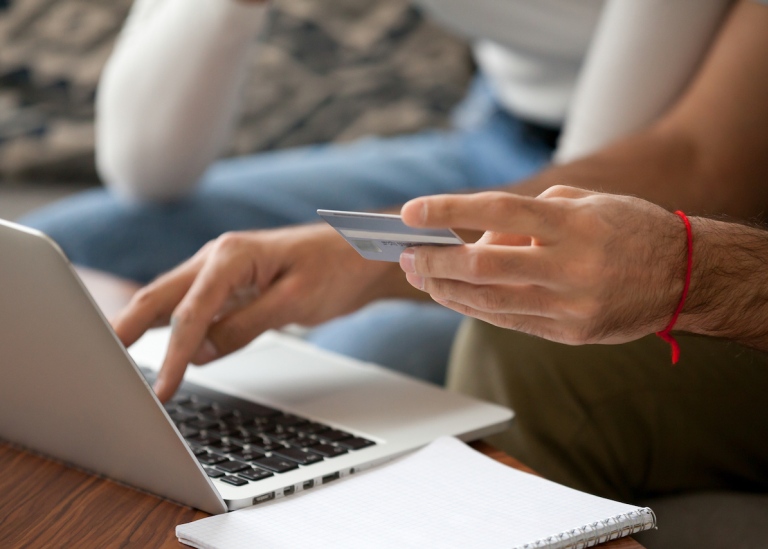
[448, 319, 768, 502]
[20, 132, 471, 283]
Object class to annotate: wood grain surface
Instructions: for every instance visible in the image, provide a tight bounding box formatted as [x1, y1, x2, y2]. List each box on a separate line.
[0, 440, 644, 548]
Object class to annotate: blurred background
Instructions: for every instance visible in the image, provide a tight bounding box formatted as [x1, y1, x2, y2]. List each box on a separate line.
[0, 0, 473, 220]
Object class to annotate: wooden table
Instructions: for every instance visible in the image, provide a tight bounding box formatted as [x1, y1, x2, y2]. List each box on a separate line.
[0, 269, 644, 548]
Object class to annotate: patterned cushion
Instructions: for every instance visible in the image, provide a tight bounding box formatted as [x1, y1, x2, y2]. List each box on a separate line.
[0, 0, 471, 183]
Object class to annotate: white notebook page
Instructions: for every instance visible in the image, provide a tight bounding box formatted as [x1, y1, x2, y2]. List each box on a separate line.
[177, 437, 654, 549]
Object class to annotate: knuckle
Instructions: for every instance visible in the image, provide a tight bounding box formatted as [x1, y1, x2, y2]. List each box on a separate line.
[171, 305, 198, 326]
[537, 185, 562, 199]
[131, 286, 159, 310]
[198, 238, 217, 255]
[282, 275, 308, 300]
[465, 249, 488, 281]
[212, 231, 246, 254]
[538, 184, 576, 199]
[561, 296, 601, 323]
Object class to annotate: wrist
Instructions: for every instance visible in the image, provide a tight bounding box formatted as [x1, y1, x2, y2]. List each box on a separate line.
[674, 217, 710, 333]
[652, 210, 693, 362]
[650, 210, 691, 333]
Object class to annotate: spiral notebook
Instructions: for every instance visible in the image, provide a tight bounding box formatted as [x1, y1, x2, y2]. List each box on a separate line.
[177, 436, 655, 549]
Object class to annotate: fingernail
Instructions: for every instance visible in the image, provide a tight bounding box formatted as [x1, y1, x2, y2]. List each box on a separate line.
[191, 339, 219, 365]
[400, 248, 416, 273]
[406, 273, 424, 290]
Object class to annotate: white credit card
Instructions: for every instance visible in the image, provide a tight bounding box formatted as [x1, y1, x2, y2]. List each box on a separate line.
[317, 209, 465, 262]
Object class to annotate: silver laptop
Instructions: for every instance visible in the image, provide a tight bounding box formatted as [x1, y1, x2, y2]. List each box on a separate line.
[0, 219, 513, 514]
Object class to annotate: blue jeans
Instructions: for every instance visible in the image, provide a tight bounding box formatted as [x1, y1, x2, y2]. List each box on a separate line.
[21, 79, 555, 384]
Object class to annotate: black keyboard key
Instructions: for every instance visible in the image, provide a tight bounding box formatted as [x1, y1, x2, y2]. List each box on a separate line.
[187, 441, 205, 453]
[222, 417, 246, 430]
[240, 404, 281, 421]
[249, 439, 285, 453]
[170, 410, 198, 423]
[227, 436, 256, 447]
[296, 422, 330, 435]
[230, 449, 266, 462]
[170, 393, 192, 405]
[318, 429, 353, 443]
[243, 426, 276, 438]
[205, 428, 237, 439]
[204, 467, 225, 479]
[220, 475, 249, 487]
[272, 447, 324, 466]
[266, 430, 294, 442]
[308, 443, 348, 458]
[197, 453, 228, 466]
[338, 437, 375, 450]
[187, 418, 221, 430]
[286, 434, 315, 448]
[262, 421, 288, 433]
[210, 443, 243, 456]
[215, 460, 251, 473]
[186, 435, 220, 447]
[203, 407, 235, 420]
[178, 425, 200, 438]
[252, 456, 299, 473]
[238, 467, 274, 482]
[272, 415, 308, 428]
[251, 418, 277, 431]
[184, 399, 213, 413]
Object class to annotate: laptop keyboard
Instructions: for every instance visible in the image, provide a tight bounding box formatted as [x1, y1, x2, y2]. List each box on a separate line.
[140, 368, 376, 487]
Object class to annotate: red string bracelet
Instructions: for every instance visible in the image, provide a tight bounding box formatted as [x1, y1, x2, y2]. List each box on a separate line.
[656, 211, 693, 364]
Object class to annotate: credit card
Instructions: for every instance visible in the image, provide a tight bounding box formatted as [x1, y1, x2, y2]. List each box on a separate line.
[318, 209, 465, 262]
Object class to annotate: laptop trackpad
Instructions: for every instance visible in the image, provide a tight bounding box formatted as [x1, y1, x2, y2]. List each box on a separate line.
[129, 329, 480, 441]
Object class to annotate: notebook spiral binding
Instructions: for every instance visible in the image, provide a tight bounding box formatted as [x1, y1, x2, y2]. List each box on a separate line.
[512, 507, 656, 549]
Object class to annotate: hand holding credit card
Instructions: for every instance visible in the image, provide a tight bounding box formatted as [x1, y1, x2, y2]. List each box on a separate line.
[317, 209, 465, 262]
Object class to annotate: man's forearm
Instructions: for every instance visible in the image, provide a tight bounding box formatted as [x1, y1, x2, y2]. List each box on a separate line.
[503, 126, 768, 220]
[677, 218, 768, 352]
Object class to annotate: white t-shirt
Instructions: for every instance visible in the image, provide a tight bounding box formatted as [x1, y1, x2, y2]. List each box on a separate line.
[418, 0, 605, 126]
[97, 0, 733, 200]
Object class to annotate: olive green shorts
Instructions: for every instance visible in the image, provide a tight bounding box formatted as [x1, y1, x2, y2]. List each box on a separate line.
[447, 319, 768, 502]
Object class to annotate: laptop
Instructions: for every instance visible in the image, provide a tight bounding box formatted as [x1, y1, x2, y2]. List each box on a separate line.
[0, 219, 513, 514]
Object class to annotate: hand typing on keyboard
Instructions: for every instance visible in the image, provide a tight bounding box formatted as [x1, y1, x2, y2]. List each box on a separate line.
[111, 223, 407, 402]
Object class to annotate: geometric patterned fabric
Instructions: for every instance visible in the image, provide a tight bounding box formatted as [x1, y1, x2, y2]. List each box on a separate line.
[0, 0, 472, 183]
